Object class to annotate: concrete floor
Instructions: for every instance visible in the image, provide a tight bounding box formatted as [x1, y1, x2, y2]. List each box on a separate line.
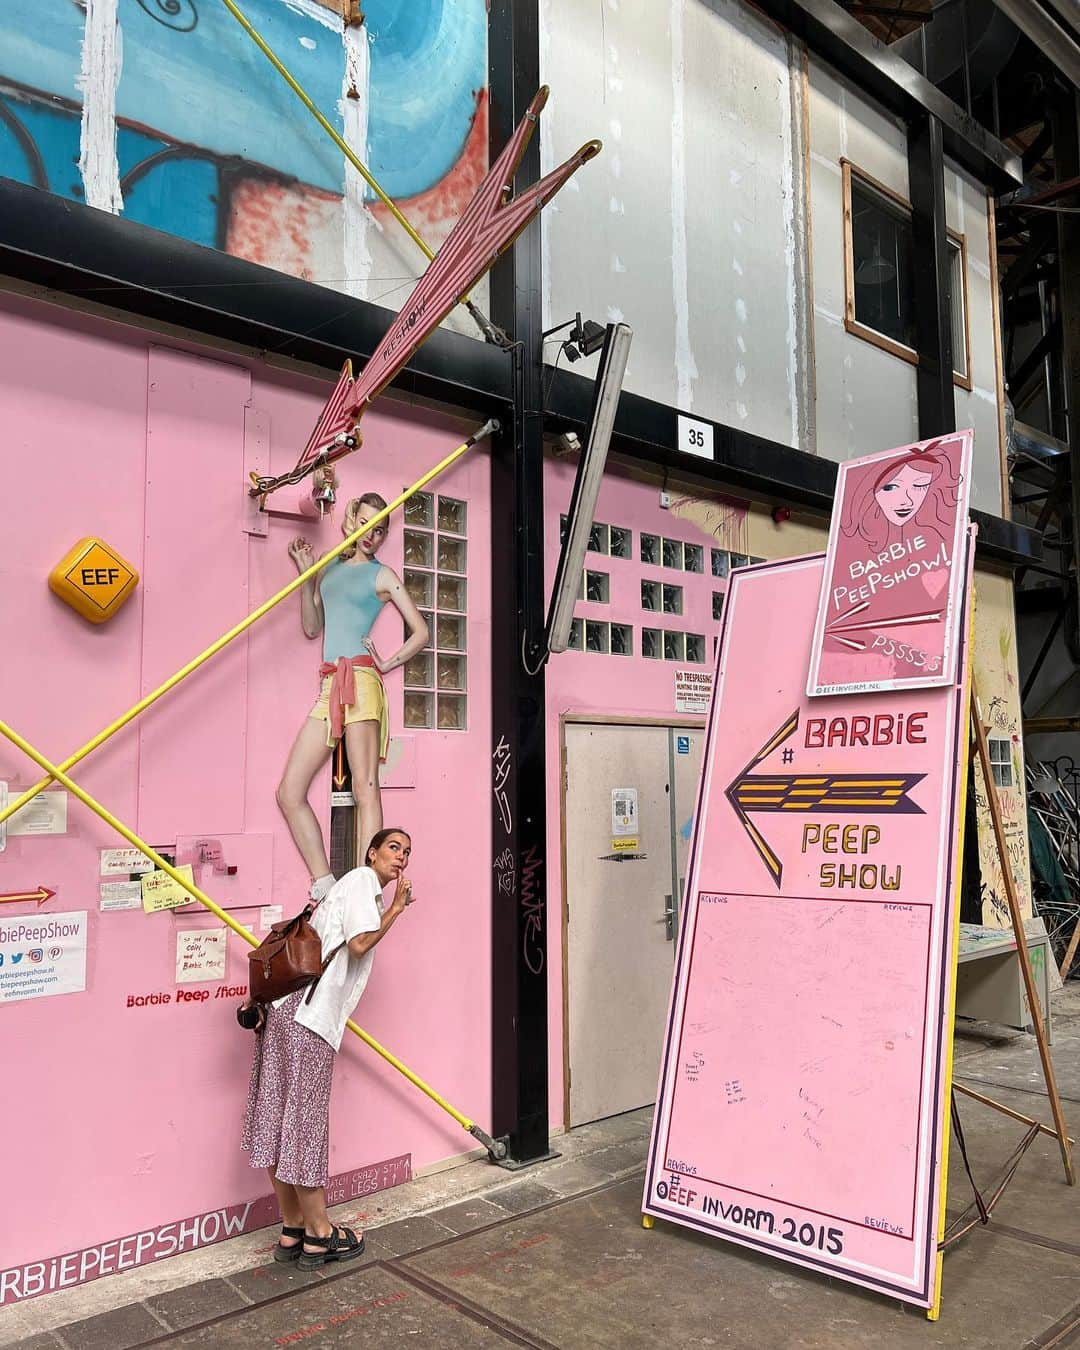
[5, 987, 1079, 1349]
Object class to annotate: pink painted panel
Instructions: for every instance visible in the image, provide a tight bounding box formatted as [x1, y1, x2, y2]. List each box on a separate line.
[137, 348, 251, 840]
[643, 551, 972, 1308]
[807, 432, 973, 696]
[0, 293, 493, 1302]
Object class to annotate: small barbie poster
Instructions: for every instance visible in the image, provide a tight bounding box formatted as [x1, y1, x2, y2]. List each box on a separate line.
[806, 431, 973, 697]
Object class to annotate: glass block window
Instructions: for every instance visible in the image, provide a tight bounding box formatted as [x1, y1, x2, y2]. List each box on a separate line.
[402, 491, 467, 730]
[641, 580, 661, 612]
[585, 619, 608, 653]
[988, 737, 1013, 789]
[730, 553, 750, 570]
[711, 549, 730, 578]
[642, 628, 662, 660]
[641, 533, 660, 566]
[584, 570, 610, 603]
[572, 620, 634, 656]
[685, 633, 706, 664]
[712, 592, 725, 621]
[609, 526, 632, 559]
[589, 522, 608, 554]
[663, 631, 683, 661]
[684, 544, 704, 574]
[662, 537, 683, 569]
[662, 584, 683, 616]
[610, 623, 632, 655]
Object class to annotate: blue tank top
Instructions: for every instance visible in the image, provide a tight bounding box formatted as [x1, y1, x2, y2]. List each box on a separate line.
[320, 559, 385, 663]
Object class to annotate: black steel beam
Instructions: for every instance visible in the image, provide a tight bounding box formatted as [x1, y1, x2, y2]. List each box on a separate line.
[487, 0, 551, 1165]
[0, 177, 513, 417]
[544, 364, 1042, 570]
[908, 113, 956, 439]
[1053, 90, 1080, 656]
[710, 0, 1022, 189]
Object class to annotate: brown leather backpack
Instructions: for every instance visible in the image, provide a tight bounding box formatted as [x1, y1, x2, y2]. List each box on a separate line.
[247, 903, 344, 1004]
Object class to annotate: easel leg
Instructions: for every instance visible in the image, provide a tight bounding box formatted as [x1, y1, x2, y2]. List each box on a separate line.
[971, 679, 1075, 1185]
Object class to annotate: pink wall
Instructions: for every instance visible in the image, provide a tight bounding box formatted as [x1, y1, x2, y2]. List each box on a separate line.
[0, 294, 491, 1290]
[542, 457, 731, 1124]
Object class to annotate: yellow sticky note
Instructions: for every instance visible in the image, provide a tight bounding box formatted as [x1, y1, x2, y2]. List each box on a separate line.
[142, 864, 196, 913]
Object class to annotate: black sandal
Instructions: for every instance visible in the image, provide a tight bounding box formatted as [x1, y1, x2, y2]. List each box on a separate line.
[273, 1225, 305, 1263]
[297, 1224, 366, 1270]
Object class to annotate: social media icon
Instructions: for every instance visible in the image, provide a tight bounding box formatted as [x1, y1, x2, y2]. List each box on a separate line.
[11, 952, 22, 965]
[0, 952, 5, 968]
[48, 946, 62, 960]
[28, 948, 43, 964]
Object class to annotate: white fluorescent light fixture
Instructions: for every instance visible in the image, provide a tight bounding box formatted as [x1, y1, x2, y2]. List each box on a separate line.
[545, 322, 633, 655]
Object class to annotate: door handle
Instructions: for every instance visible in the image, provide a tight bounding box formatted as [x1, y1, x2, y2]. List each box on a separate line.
[661, 894, 675, 941]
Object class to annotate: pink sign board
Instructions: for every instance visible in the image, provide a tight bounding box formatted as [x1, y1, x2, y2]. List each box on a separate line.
[644, 548, 972, 1308]
[806, 432, 973, 697]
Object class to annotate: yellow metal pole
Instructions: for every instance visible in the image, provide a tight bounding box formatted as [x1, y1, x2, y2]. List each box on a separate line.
[0, 422, 497, 826]
[0, 718, 506, 1151]
[218, 0, 502, 344]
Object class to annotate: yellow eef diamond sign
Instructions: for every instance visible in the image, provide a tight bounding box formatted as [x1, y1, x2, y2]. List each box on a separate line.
[49, 537, 139, 624]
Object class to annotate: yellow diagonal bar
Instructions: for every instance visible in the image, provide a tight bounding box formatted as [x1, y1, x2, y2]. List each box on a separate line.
[0, 718, 476, 1134]
[219, 0, 498, 343]
[0, 421, 497, 826]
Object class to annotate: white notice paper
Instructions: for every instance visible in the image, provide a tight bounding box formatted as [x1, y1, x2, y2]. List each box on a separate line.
[100, 880, 144, 912]
[260, 905, 283, 930]
[175, 929, 228, 983]
[100, 847, 156, 877]
[674, 668, 713, 715]
[0, 911, 87, 1004]
[7, 790, 67, 837]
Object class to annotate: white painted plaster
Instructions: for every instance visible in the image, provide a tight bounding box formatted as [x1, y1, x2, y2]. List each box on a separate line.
[670, 0, 697, 409]
[78, 0, 123, 214]
[341, 23, 373, 302]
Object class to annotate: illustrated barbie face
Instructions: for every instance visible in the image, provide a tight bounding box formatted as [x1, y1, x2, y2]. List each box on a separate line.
[347, 500, 389, 559]
[874, 463, 933, 526]
[367, 830, 411, 882]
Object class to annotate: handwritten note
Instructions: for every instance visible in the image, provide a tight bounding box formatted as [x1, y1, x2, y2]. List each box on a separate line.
[175, 929, 227, 983]
[142, 864, 196, 914]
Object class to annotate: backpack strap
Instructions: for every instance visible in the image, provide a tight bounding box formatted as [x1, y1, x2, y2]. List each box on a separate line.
[303, 940, 348, 1004]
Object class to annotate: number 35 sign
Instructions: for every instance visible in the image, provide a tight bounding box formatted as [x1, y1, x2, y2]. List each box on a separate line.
[677, 415, 714, 461]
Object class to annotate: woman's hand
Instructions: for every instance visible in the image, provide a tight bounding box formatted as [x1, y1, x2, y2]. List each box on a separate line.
[391, 878, 415, 915]
[363, 637, 391, 674]
[288, 537, 315, 573]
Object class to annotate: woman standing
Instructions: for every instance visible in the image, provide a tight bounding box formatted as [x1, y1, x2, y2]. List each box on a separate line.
[241, 828, 415, 1268]
[277, 494, 428, 903]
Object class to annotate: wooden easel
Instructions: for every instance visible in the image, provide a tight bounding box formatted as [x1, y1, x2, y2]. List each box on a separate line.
[963, 676, 1075, 1186]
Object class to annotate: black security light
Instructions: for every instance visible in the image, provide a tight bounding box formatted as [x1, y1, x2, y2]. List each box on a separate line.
[541, 311, 609, 363]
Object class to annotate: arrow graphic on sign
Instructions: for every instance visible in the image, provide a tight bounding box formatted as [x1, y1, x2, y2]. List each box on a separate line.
[725, 711, 924, 888]
[333, 742, 348, 790]
[0, 886, 55, 907]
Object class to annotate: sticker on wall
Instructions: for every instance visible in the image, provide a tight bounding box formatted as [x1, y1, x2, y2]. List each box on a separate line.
[175, 929, 227, 984]
[611, 835, 641, 853]
[101, 847, 157, 877]
[674, 669, 713, 715]
[0, 910, 88, 1004]
[676, 735, 691, 755]
[612, 787, 638, 836]
[6, 789, 67, 837]
[142, 865, 196, 914]
[100, 881, 143, 912]
[48, 537, 139, 625]
[260, 905, 283, 930]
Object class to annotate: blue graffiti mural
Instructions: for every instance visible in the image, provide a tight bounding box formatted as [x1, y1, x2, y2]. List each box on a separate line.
[0, 0, 486, 258]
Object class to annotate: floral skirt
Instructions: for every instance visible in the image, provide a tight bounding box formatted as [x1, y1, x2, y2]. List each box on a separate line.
[241, 990, 336, 1188]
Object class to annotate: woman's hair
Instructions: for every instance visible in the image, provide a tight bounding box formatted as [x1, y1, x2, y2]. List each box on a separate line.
[839, 441, 961, 553]
[366, 827, 411, 866]
[340, 491, 389, 561]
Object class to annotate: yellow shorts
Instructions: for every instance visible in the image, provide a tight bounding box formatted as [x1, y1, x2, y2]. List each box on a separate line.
[309, 666, 389, 758]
